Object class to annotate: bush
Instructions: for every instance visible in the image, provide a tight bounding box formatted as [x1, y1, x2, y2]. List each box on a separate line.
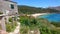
[6, 22, 17, 32]
[20, 26, 29, 34]
[51, 22, 60, 27]
[19, 16, 60, 34]
[0, 25, 2, 30]
[9, 18, 13, 22]
[0, 12, 3, 14]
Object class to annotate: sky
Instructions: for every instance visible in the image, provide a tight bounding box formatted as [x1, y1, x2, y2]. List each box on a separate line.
[12, 0, 60, 8]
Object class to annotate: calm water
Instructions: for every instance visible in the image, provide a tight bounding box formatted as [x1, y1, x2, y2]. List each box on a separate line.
[39, 13, 60, 22]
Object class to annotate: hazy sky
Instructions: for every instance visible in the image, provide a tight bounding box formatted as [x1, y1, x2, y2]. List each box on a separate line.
[12, 0, 60, 8]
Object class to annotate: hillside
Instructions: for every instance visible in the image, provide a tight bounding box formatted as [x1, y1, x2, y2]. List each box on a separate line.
[19, 16, 60, 34]
[49, 6, 60, 11]
[18, 5, 60, 14]
[18, 5, 44, 14]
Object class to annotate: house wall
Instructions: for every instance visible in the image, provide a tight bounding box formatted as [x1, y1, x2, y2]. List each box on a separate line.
[0, 1, 4, 13]
[0, 0, 18, 31]
[0, 0, 18, 15]
[0, 17, 6, 31]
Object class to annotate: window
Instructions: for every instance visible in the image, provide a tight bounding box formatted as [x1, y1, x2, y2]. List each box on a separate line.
[10, 4, 14, 9]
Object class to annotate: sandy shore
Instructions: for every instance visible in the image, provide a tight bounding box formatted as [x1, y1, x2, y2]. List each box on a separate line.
[30, 13, 48, 17]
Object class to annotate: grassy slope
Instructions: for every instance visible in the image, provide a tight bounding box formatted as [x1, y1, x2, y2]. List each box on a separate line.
[19, 16, 60, 34]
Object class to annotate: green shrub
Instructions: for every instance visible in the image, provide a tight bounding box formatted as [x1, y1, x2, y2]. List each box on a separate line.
[6, 23, 12, 32]
[6, 22, 17, 32]
[0, 12, 3, 14]
[9, 18, 13, 22]
[19, 16, 60, 34]
[20, 26, 29, 34]
[51, 22, 60, 27]
[0, 25, 2, 30]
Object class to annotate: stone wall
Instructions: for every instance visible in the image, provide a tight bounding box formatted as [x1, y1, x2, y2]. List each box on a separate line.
[0, 0, 18, 15]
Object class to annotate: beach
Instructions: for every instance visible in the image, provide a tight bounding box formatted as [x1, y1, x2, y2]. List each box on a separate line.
[30, 13, 48, 18]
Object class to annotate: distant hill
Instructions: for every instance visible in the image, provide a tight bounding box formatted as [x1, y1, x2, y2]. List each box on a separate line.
[18, 5, 44, 14]
[49, 6, 60, 11]
[18, 5, 60, 14]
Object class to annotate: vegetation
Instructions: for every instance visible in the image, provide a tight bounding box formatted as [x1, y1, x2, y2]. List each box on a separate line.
[18, 5, 60, 14]
[19, 16, 60, 34]
[0, 25, 2, 30]
[9, 17, 13, 22]
[6, 22, 17, 32]
[6, 17, 17, 32]
[51, 22, 60, 27]
[0, 12, 3, 14]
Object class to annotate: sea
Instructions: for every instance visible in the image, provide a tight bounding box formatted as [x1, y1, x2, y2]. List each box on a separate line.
[38, 13, 60, 22]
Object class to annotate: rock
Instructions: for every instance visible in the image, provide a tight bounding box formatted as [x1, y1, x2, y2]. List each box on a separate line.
[0, 30, 8, 34]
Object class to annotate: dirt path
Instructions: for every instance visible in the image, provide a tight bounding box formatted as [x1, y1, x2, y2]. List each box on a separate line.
[9, 22, 20, 34]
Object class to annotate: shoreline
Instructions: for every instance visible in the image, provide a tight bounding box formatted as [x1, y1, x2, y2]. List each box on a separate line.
[30, 13, 49, 18]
